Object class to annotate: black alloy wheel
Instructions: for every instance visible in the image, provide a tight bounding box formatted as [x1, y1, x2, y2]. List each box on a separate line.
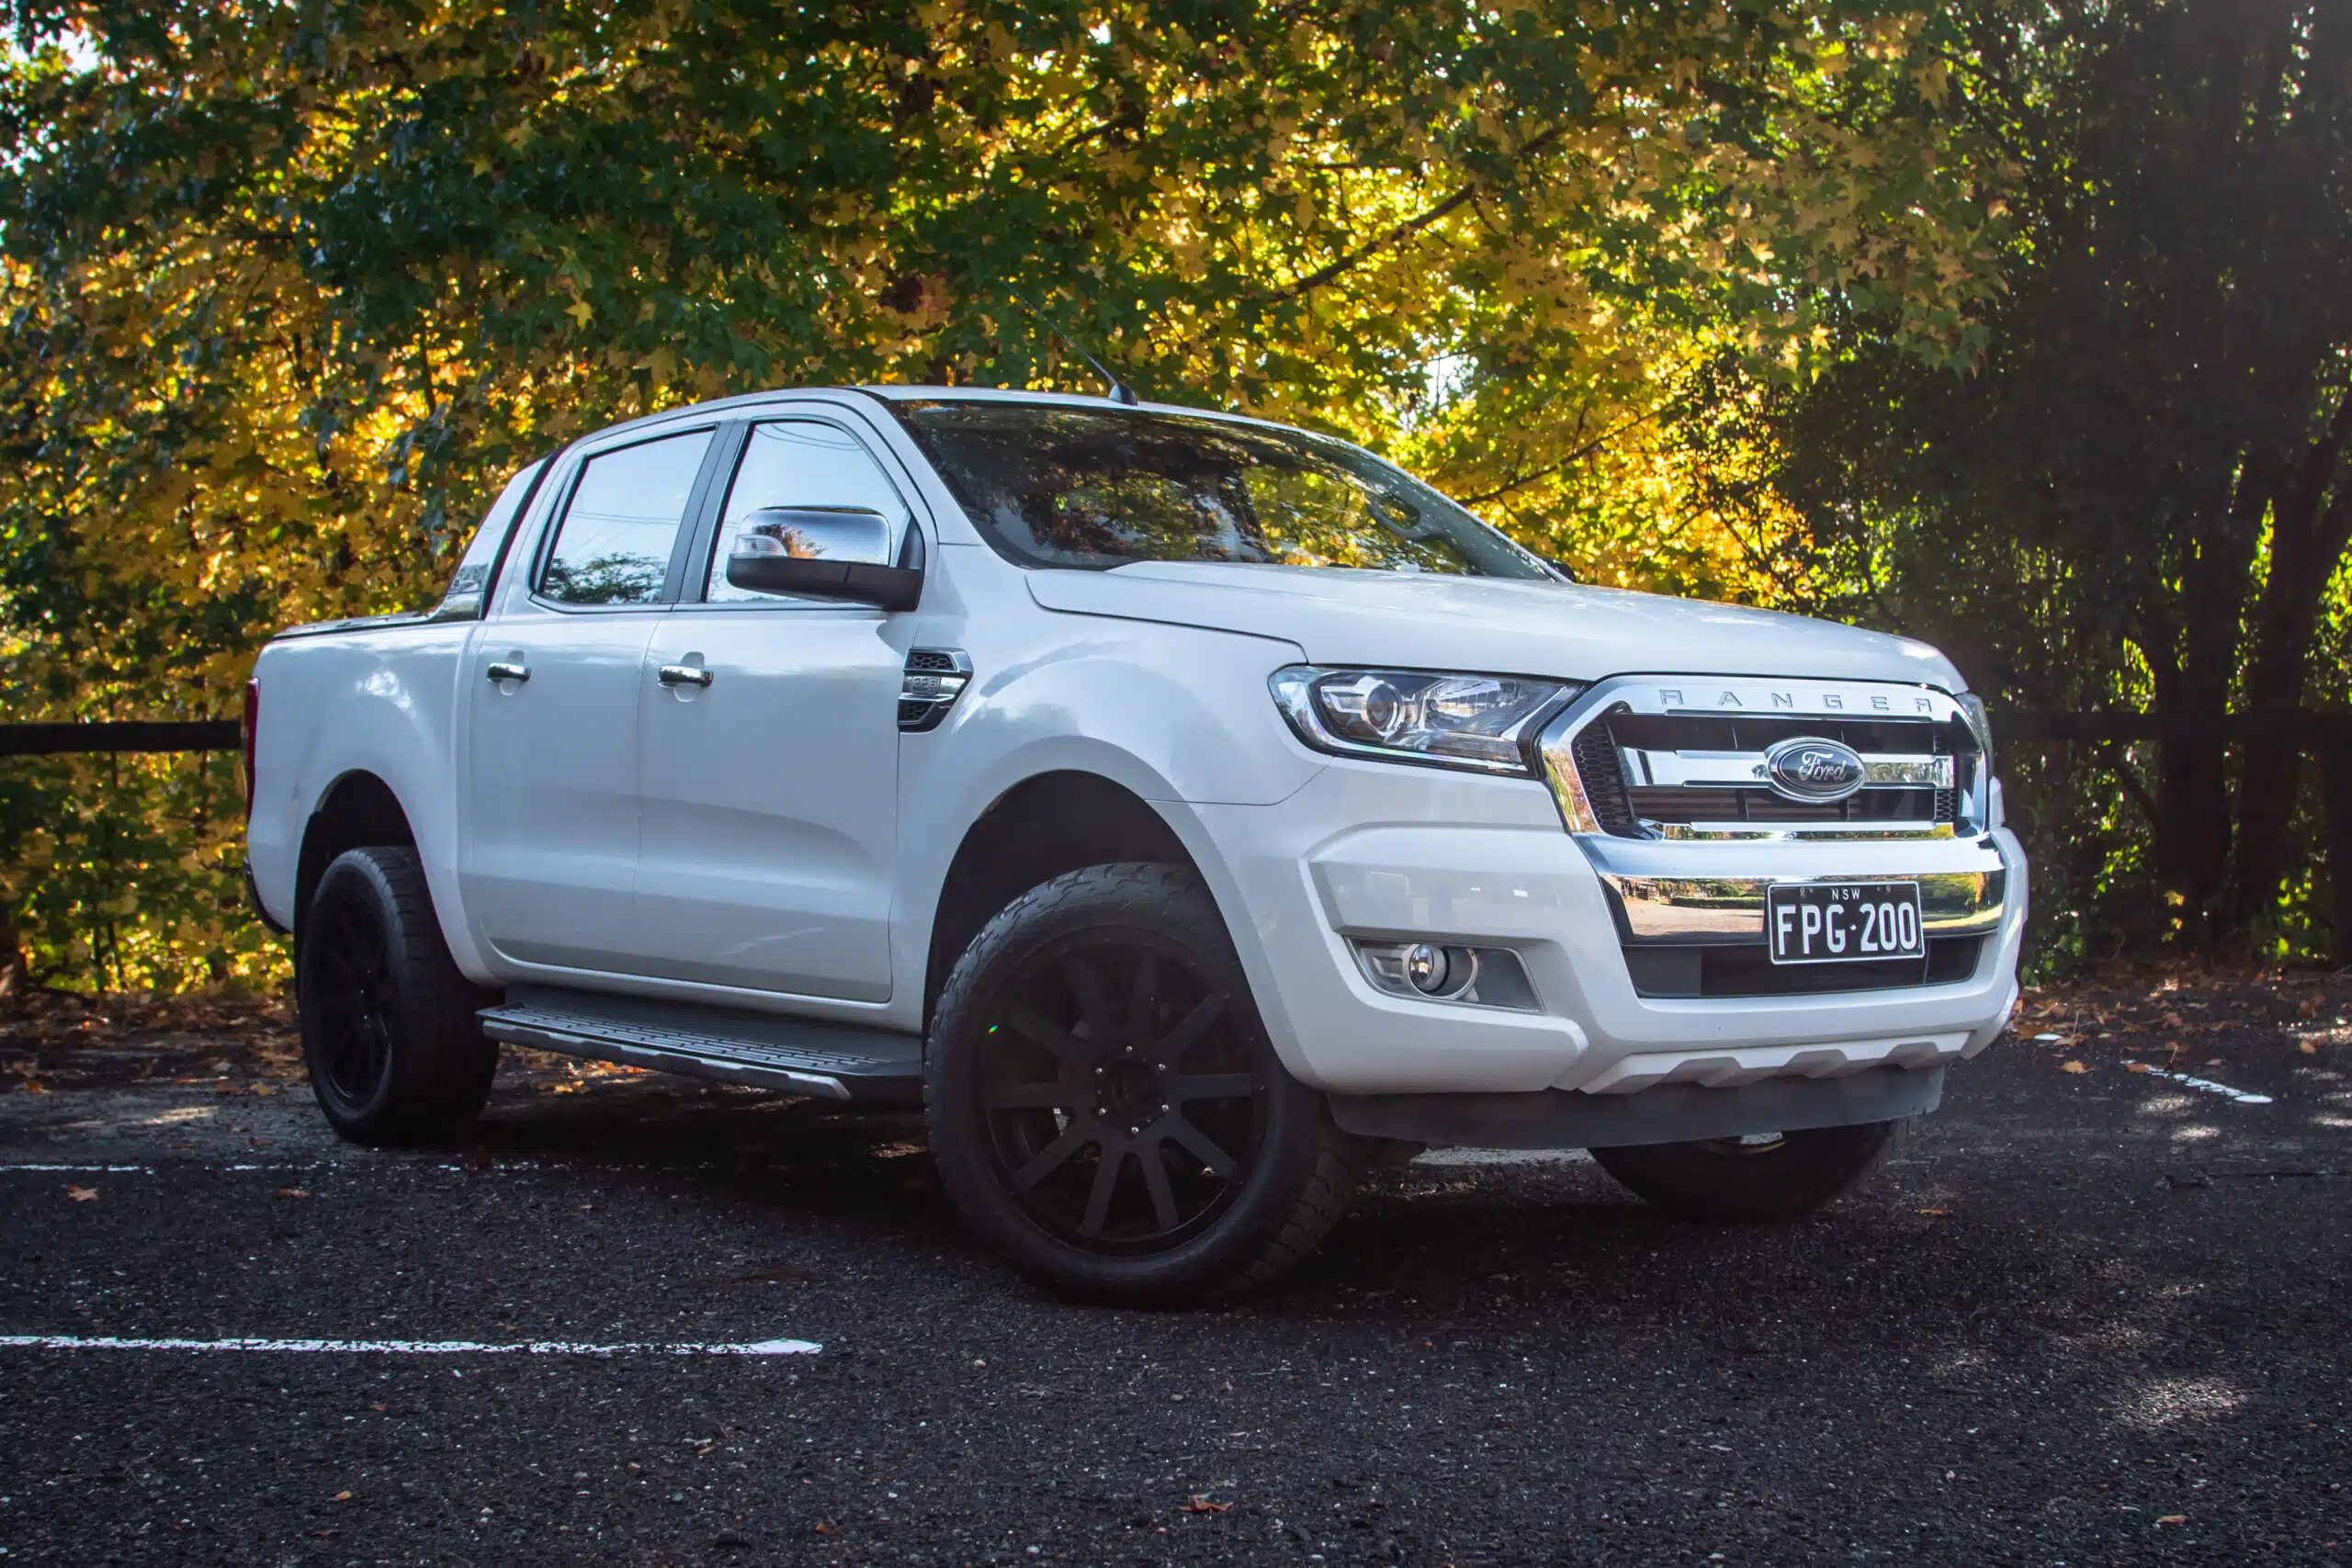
[306, 888, 398, 1111]
[978, 934, 1266, 1253]
[297, 846, 498, 1146]
[927, 863, 1359, 1303]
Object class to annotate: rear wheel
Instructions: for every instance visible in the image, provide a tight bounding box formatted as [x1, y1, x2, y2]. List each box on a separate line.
[926, 863, 1356, 1304]
[298, 846, 498, 1146]
[1589, 1122, 1899, 1220]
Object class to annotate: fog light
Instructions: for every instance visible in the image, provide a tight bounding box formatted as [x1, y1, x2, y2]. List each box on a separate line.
[1354, 940, 1484, 1003]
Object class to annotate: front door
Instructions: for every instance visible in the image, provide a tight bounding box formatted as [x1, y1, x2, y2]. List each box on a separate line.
[631, 417, 910, 1000]
[460, 424, 715, 973]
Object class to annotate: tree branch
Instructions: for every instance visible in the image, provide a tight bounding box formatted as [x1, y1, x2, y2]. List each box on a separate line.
[1456, 400, 1679, 506]
[1276, 126, 1564, 300]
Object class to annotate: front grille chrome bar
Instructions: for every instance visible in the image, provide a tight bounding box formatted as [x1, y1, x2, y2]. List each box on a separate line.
[1618, 748, 1955, 791]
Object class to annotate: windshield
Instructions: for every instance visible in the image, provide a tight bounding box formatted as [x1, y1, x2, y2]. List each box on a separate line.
[890, 401, 1551, 579]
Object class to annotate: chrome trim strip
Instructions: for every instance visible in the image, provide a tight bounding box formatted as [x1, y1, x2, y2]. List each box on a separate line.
[1639, 821, 1958, 842]
[1620, 748, 1954, 790]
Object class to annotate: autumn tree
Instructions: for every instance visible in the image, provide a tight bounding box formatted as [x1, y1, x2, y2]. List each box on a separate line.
[0, 0, 1998, 987]
[1723, 0, 2352, 956]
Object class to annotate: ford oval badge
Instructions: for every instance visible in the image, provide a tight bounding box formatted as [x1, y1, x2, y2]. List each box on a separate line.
[1762, 737, 1868, 803]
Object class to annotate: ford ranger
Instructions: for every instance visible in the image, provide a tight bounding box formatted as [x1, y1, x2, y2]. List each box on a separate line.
[244, 386, 2025, 1303]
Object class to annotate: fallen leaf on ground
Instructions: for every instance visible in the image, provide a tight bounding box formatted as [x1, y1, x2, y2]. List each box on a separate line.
[2156, 1514, 2187, 1526]
[65, 1184, 96, 1201]
[1183, 1496, 1234, 1514]
[2301, 1041, 2318, 1055]
[2126, 1062, 2151, 1073]
[22, 1079, 45, 1094]
[2061, 1061, 2089, 1074]
[813, 1521, 839, 1535]
[1917, 1206, 1950, 1216]
[276, 1187, 309, 1200]
[333, 1490, 352, 1502]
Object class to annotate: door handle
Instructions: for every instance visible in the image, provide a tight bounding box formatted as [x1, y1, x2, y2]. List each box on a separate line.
[657, 663, 714, 688]
[485, 660, 530, 684]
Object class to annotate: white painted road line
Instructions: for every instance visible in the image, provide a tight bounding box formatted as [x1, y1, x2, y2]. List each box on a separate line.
[2125, 1063, 2276, 1105]
[0, 1334, 821, 1357]
[0, 1164, 155, 1173]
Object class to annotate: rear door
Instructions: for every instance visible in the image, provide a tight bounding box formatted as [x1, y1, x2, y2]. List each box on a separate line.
[460, 423, 720, 973]
[628, 414, 914, 1000]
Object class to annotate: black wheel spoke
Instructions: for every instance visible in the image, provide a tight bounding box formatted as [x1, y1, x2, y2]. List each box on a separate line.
[1139, 1143, 1181, 1232]
[1080, 1148, 1125, 1235]
[1151, 994, 1225, 1066]
[1065, 955, 1114, 1041]
[306, 891, 403, 1108]
[1126, 950, 1159, 1043]
[1166, 1113, 1237, 1179]
[338, 920, 375, 984]
[985, 1079, 1075, 1111]
[1012, 1124, 1091, 1190]
[1170, 1072, 1253, 1102]
[1004, 1005, 1094, 1067]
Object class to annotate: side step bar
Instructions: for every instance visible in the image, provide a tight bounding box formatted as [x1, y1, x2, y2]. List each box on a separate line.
[478, 985, 923, 1105]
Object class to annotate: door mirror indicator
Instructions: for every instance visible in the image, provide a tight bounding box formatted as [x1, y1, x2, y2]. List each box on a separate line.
[724, 506, 923, 611]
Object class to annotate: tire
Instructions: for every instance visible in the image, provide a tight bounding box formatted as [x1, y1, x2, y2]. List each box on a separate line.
[1589, 1121, 1901, 1221]
[925, 863, 1357, 1305]
[297, 846, 498, 1147]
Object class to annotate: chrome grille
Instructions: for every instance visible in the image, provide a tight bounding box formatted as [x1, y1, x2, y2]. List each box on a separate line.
[1539, 679, 1988, 840]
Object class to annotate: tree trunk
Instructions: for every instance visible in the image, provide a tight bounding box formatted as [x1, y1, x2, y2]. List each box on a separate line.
[2230, 389, 2352, 929]
[2151, 659, 2236, 932]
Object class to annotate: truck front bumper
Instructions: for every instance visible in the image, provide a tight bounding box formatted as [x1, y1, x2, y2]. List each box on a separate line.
[1193, 763, 2024, 1107]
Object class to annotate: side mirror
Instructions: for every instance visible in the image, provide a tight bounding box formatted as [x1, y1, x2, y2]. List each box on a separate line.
[1544, 556, 1579, 583]
[724, 506, 923, 611]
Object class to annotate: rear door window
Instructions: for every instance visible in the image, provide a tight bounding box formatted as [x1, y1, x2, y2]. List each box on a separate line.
[434, 458, 546, 619]
[539, 429, 714, 606]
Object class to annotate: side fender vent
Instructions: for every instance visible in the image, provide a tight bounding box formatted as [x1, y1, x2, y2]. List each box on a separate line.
[900, 649, 971, 732]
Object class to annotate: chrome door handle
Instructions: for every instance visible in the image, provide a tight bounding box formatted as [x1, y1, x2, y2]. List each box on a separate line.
[485, 660, 530, 684]
[657, 663, 713, 688]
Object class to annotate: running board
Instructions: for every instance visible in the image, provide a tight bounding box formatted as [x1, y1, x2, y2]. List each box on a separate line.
[477, 985, 923, 1104]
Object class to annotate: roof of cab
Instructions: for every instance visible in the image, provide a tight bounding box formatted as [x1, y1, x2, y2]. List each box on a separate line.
[575, 382, 1311, 450]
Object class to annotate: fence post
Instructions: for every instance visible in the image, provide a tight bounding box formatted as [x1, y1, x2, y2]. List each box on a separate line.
[2324, 739, 2352, 967]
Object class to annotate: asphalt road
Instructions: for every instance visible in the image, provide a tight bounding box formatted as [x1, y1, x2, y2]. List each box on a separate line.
[1, 989, 2346, 1566]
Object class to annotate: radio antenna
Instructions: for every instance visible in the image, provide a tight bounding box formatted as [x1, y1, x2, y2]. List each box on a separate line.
[1007, 288, 1140, 406]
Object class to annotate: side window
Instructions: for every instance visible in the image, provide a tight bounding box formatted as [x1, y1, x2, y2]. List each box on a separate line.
[431, 458, 545, 621]
[538, 428, 714, 606]
[705, 420, 913, 604]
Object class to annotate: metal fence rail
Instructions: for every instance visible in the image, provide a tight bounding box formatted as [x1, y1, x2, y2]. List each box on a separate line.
[0, 721, 242, 756]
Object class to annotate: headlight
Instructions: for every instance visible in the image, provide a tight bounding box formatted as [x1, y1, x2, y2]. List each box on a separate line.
[1955, 691, 1995, 774]
[1270, 666, 1582, 776]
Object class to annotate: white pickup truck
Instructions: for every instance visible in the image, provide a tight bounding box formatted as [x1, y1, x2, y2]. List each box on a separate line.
[245, 385, 2025, 1302]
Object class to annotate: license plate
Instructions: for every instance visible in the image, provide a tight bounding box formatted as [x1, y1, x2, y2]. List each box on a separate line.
[1767, 882, 1925, 964]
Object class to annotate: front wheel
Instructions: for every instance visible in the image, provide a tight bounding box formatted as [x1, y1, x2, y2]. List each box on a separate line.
[925, 863, 1357, 1304]
[1590, 1122, 1900, 1221]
